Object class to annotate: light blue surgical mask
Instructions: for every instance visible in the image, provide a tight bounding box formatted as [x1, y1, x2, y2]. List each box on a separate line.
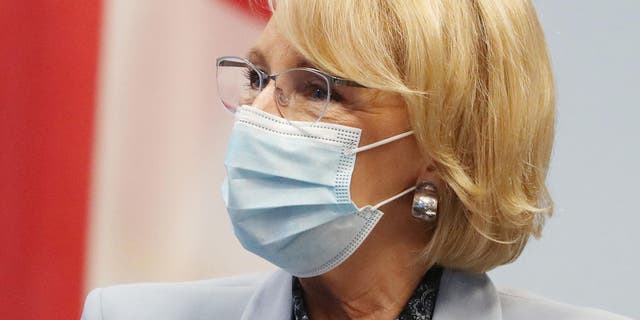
[222, 105, 415, 277]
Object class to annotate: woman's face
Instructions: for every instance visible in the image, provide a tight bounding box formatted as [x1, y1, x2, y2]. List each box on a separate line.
[248, 19, 426, 209]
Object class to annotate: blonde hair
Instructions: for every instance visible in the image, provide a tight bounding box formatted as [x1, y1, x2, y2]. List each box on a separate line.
[265, 0, 555, 273]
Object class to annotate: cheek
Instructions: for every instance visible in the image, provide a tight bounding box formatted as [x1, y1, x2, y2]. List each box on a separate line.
[319, 103, 365, 127]
[349, 136, 423, 207]
[323, 91, 418, 206]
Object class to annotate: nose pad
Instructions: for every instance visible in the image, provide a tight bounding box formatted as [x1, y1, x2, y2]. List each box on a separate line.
[252, 82, 283, 118]
[275, 87, 289, 106]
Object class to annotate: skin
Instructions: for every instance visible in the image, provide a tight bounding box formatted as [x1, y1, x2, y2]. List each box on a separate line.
[246, 19, 442, 320]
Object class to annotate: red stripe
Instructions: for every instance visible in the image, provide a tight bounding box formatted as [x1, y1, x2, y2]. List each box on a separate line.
[0, 1, 101, 319]
[222, 0, 271, 21]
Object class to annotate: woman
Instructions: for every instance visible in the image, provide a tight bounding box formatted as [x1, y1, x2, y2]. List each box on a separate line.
[82, 1, 630, 319]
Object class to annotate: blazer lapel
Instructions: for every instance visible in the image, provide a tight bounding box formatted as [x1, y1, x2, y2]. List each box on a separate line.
[240, 269, 292, 320]
[433, 269, 502, 320]
[240, 268, 502, 320]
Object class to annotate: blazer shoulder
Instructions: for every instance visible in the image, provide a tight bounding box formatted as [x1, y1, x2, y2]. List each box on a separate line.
[497, 287, 631, 320]
[81, 272, 268, 320]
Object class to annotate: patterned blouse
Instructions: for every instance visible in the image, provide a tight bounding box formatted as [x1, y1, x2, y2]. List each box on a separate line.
[291, 266, 443, 320]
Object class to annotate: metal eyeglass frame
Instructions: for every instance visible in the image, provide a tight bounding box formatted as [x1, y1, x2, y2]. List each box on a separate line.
[216, 56, 367, 121]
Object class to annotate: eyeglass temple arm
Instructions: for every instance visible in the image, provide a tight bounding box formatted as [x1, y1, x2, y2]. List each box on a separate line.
[333, 78, 366, 88]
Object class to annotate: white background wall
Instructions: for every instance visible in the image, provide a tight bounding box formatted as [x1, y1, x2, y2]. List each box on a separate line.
[490, 1, 639, 318]
[87, 0, 270, 289]
[88, 0, 639, 318]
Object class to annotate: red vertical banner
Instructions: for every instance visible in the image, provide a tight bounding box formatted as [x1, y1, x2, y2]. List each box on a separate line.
[0, 1, 101, 319]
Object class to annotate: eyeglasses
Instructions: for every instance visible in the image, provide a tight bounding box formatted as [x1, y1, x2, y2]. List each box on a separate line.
[216, 56, 366, 122]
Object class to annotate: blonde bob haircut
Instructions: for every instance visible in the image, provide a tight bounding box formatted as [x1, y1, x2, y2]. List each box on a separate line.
[264, 0, 555, 273]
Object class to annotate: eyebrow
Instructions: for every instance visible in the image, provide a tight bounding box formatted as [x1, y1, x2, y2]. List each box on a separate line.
[246, 48, 267, 68]
[245, 47, 317, 72]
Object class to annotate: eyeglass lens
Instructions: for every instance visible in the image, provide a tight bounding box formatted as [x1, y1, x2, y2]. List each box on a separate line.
[217, 58, 331, 122]
[216, 58, 261, 113]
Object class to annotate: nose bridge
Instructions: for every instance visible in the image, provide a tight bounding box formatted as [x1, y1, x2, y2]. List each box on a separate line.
[252, 80, 281, 117]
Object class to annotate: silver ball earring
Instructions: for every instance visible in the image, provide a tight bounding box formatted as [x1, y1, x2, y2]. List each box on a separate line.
[412, 182, 438, 222]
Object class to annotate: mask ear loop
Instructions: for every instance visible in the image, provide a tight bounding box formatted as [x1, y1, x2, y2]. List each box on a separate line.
[372, 186, 417, 211]
[346, 130, 416, 211]
[345, 131, 414, 155]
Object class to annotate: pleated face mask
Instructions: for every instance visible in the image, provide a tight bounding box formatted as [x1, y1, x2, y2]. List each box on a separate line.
[222, 105, 414, 277]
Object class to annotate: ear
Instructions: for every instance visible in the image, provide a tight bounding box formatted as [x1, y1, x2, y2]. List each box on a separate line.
[415, 161, 444, 192]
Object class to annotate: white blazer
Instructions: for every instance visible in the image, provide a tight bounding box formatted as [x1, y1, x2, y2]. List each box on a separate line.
[81, 268, 630, 320]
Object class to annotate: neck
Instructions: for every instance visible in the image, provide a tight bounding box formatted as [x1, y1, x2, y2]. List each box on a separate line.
[298, 199, 434, 320]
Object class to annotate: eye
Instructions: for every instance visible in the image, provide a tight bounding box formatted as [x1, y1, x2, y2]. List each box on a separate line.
[310, 86, 329, 101]
[298, 78, 330, 102]
[308, 84, 344, 103]
[242, 68, 262, 90]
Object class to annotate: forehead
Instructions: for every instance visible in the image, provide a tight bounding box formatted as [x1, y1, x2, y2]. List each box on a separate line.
[247, 19, 314, 72]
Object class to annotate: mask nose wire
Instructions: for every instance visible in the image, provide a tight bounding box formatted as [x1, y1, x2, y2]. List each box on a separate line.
[345, 131, 414, 155]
